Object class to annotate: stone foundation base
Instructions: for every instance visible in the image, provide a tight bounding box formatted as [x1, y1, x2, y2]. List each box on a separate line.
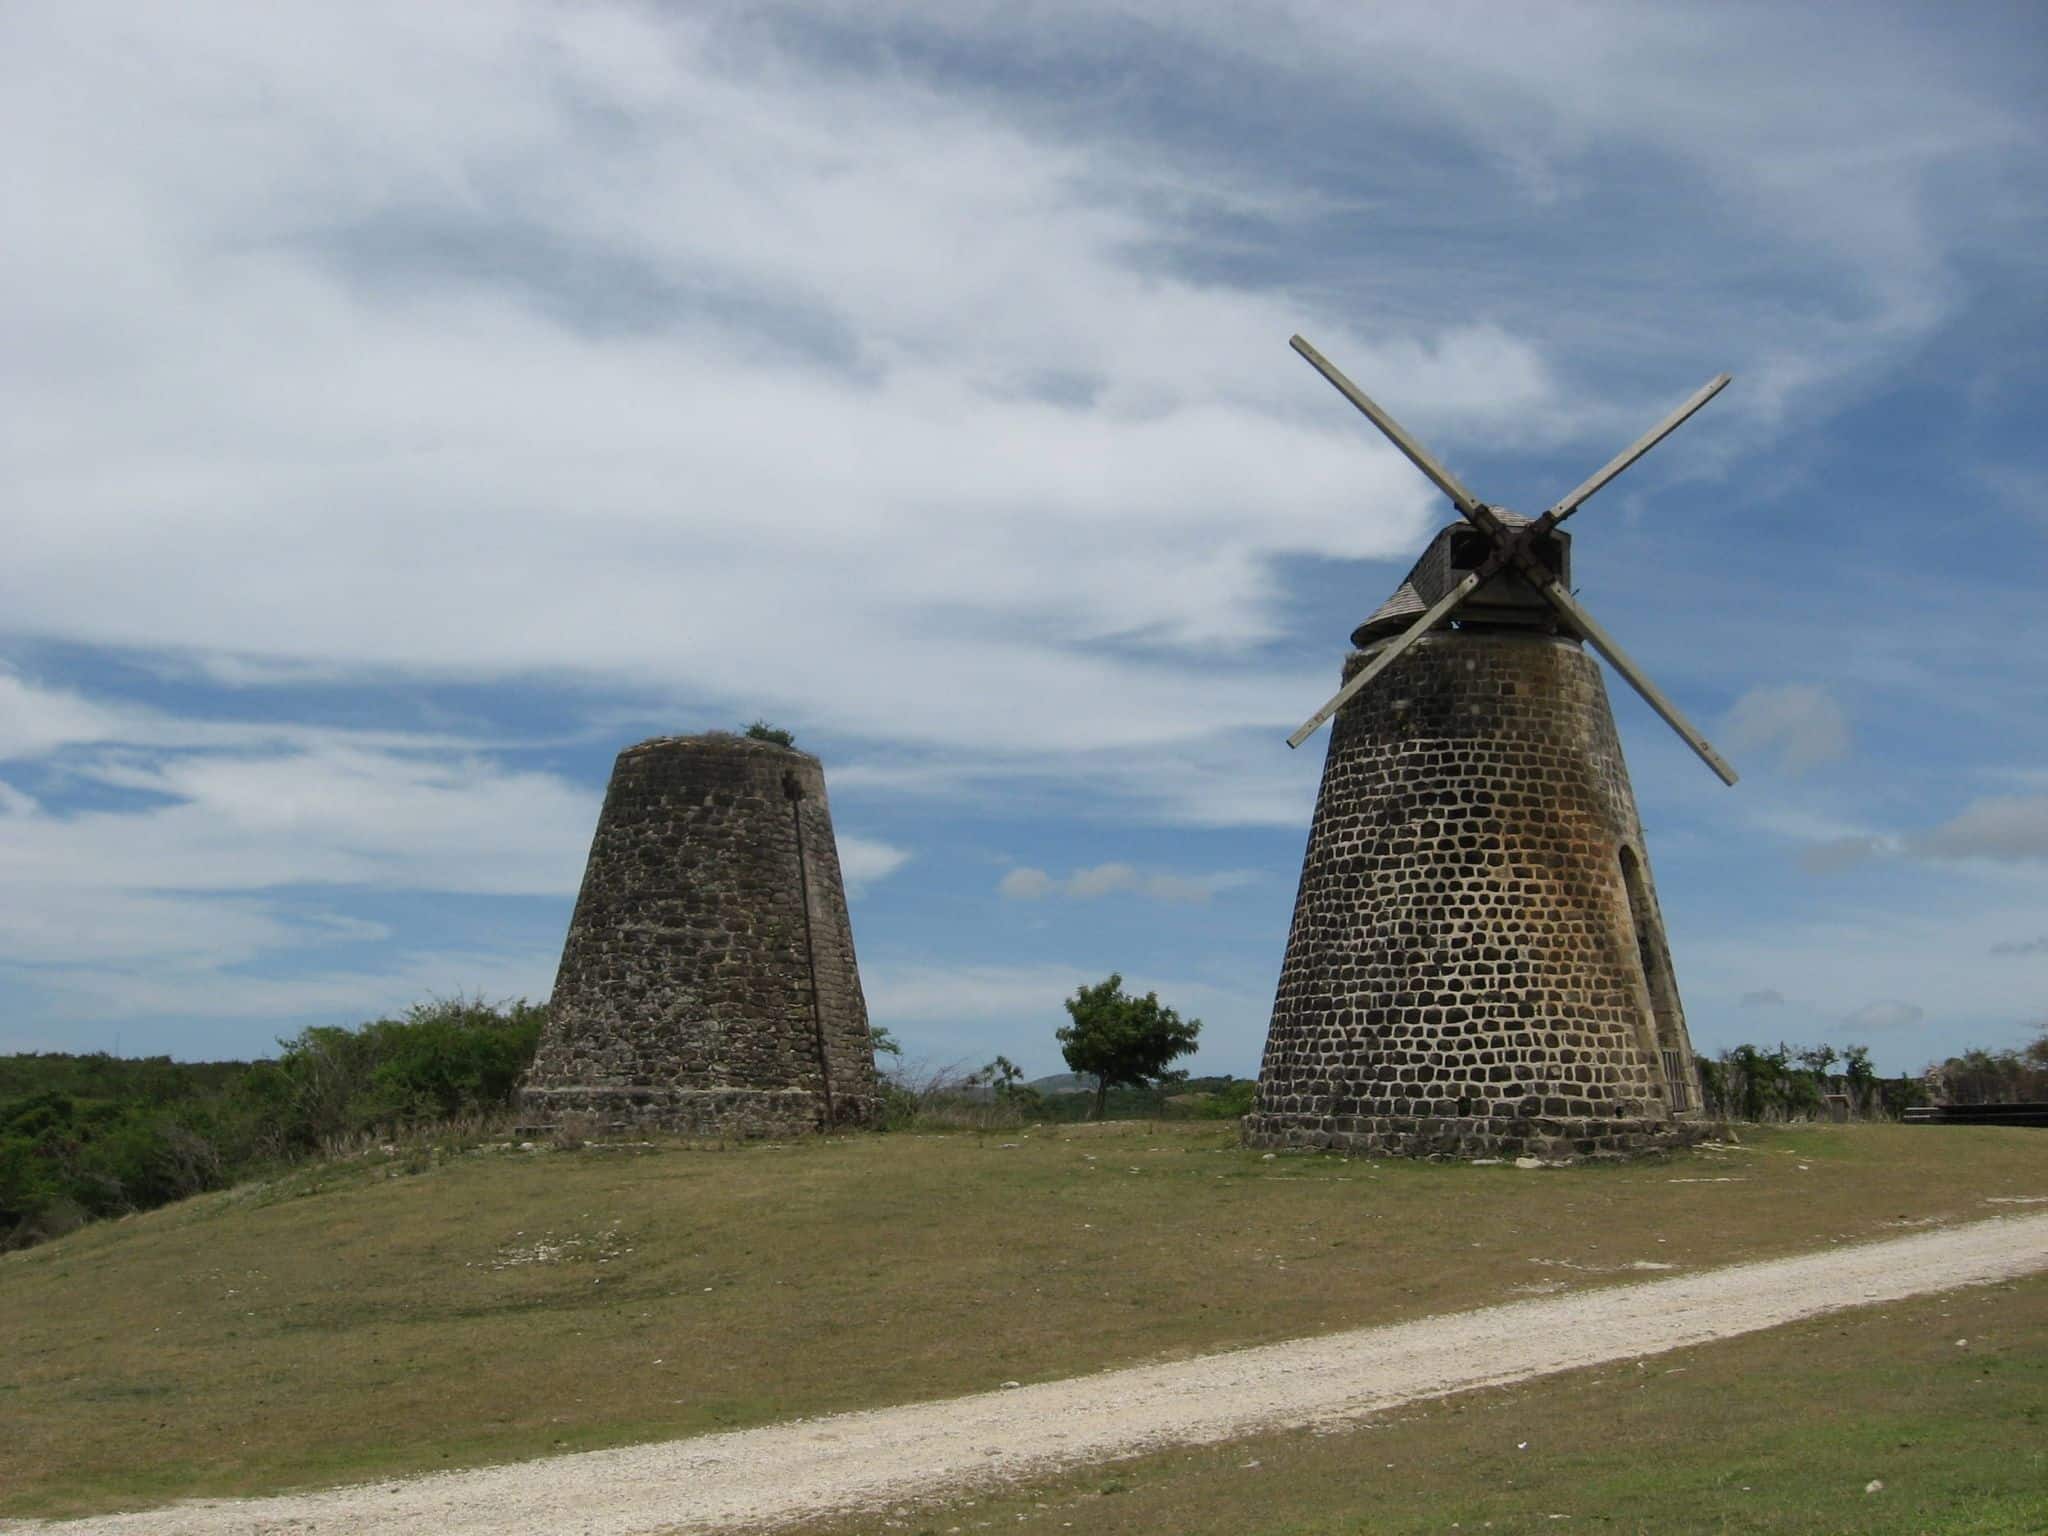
[518, 1084, 875, 1140]
[1241, 1110, 1718, 1161]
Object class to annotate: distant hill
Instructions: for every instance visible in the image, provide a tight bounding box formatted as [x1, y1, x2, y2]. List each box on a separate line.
[1025, 1071, 1095, 1094]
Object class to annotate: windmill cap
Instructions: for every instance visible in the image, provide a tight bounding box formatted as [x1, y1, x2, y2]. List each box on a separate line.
[1352, 581, 1428, 646]
[1351, 510, 1571, 648]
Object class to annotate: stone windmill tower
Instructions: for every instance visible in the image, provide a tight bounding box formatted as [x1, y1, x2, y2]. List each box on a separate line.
[1247, 338, 1738, 1160]
[521, 733, 880, 1137]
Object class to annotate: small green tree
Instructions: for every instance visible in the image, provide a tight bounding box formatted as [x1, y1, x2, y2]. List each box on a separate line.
[972, 1054, 1025, 1095]
[744, 720, 795, 747]
[1056, 974, 1201, 1120]
[1794, 1044, 1838, 1077]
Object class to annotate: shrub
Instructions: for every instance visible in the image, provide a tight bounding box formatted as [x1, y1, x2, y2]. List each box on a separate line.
[268, 996, 546, 1146]
[0, 997, 547, 1251]
[1698, 1040, 1924, 1122]
[1056, 974, 1202, 1120]
[1923, 1027, 2048, 1104]
[874, 1058, 1029, 1133]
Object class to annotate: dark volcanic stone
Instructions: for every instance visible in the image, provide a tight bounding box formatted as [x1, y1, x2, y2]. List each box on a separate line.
[1247, 630, 1707, 1161]
[520, 734, 880, 1137]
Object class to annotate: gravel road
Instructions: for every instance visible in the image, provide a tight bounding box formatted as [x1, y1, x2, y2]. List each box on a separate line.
[12, 1212, 2045, 1536]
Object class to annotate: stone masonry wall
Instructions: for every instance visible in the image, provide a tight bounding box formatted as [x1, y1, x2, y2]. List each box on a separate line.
[520, 734, 880, 1137]
[1246, 630, 1704, 1160]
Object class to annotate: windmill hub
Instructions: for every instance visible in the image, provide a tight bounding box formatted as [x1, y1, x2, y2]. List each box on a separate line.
[1356, 514, 1573, 646]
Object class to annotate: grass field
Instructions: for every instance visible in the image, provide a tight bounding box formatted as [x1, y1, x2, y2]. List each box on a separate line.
[3, 1121, 2043, 1521]
[788, 1275, 2048, 1536]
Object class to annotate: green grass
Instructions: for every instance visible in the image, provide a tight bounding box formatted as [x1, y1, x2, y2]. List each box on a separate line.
[786, 1276, 2048, 1536]
[1, 1122, 2042, 1520]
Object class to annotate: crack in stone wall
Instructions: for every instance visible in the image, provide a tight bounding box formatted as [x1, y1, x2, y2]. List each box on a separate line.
[520, 735, 879, 1137]
[1248, 629, 1704, 1160]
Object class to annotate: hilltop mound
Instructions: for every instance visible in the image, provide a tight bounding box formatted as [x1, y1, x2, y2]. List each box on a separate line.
[4, 1121, 2043, 1521]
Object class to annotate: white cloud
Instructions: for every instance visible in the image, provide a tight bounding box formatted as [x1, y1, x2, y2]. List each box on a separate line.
[1686, 892, 2048, 1070]
[1842, 1000, 1926, 1033]
[0, 888, 305, 970]
[3, 2, 1497, 770]
[1738, 988, 1785, 1009]
[0, 668, 126, 760]
[836, 835, 911, 893]
[864, 962, 1082, 1026]
[11, 2, 2018, 767]
[996, 861, 1259, 903]
[1066, 863, 1141, 899]
[0, 664, 500, 763]
[0, 746, 596, 899]
[1911, 796, 2048, 863]
[0, 664, 590, 1020]
[836, 729, 1324, 830]
[15, 948, 559, 1032]
[0, 3, 2041, 1063]
[1797, 835, 1888, 875]
[840, 1, 2035, 422]
[0, 696, 597, 1032]
[998, 867, 1056, 900]
[1722, 684, 1851, 775]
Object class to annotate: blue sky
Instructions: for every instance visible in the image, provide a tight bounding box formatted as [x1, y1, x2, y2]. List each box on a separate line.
[3, 1, 2044, 1078]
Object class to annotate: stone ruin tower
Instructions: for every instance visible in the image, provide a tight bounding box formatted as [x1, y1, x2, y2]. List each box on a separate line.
[520, 733, 880, 1137]
[1246, 337, 1742, 1160]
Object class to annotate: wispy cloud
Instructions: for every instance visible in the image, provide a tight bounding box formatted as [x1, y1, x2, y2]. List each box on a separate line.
[8, 3, 2033, 759]
[1797, 835, 1890, 875]
[1788, 796, 2048, 875]
[1910, 797, 2048, 863]
[1842, 999, 1926, 1033]
[1722, 684, 1851, 775]
[0, 744, 596, 900]
[0, 2, 2042, 1067]
[15, 948, 560, 1031]
[837, 836, 912, 893]
[999, 861, 1258, 904]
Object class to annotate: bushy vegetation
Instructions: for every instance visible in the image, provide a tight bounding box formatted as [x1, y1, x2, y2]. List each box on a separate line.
[0, 997, 544, 1251]
[876, 1056, 1254, 1132]
[1695, 1041, 1921, 1122]
[1697, 1027, 2048, 1122]
[1923, 1027, 2048, 1105]
[10, 991, 2033, 1252]
[1056, 973, 1202, 1119]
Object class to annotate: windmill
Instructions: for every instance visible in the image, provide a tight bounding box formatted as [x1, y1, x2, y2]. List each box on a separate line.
[520, 733, 880, 1139]
[1245, 337, 1736, 1160]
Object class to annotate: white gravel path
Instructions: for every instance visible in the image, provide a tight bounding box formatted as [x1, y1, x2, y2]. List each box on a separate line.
[12, 1212, 2045, 1536]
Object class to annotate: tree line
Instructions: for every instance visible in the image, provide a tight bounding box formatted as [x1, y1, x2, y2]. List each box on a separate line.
[4, 976, 2040, 1251]
[1, 998, 543, 1251]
